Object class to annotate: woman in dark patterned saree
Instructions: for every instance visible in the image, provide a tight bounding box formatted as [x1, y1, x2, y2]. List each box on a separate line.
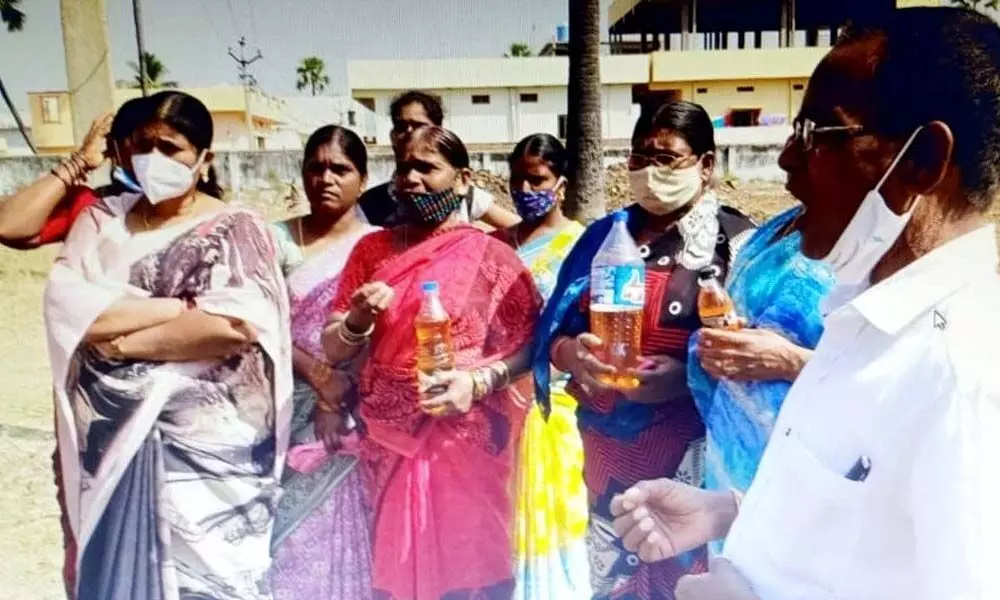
[43, 91, 292, 600]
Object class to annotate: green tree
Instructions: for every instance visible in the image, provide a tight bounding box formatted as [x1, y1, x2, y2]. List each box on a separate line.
[951, 0, 1000, 10]
[505, 42, 533, 57]
[0, 0, 35, 154]
[296, 56, 330, 96]
[564, 0, 605, 222]
[127, 52, 178, 89]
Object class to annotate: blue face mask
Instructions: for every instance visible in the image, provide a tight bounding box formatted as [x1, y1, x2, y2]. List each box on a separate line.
[113, 165, 143, 194]
[512, 189, 558, 221]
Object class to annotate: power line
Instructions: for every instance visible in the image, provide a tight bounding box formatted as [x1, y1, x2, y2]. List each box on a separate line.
[226, 0, 240, 35]
[244, 0, 260, 49]
[196, 0, 230, 47]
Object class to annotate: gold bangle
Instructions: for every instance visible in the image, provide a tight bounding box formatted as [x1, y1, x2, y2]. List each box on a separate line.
[471, 368, 488, 402]
[337, 321, 371, 347]
[493, 361, 511, 389]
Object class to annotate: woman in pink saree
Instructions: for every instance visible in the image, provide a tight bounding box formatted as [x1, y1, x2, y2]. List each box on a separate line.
[323, 125, 542, 600]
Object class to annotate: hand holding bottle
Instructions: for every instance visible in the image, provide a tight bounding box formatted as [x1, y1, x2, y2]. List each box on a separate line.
[555, 333, 616, 397]
[419, 370, 475, 417]
[697, 327, 810, 382]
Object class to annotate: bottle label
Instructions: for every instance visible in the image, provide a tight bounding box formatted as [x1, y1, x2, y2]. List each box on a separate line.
[591, 265, 645, 309]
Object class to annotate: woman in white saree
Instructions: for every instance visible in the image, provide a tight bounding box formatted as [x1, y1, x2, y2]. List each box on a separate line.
[43, 91, 292, 600]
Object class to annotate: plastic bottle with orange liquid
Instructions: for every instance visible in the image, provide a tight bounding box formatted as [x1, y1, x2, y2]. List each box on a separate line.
[589, 211, 645, 390]
[415, 281, 456, 397]
[697, 271, 742, 330]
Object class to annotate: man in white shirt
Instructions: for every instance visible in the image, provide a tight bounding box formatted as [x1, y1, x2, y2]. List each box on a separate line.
[610, 6, 1000, 600]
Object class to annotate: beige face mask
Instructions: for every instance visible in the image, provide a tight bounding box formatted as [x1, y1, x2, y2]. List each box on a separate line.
[629, 163, 704, 215]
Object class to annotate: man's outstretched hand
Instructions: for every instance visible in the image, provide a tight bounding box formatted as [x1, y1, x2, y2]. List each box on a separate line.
[610, 478, 740, 564]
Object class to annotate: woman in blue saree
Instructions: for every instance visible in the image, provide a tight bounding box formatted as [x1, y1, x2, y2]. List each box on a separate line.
[687, 204, 835, 539]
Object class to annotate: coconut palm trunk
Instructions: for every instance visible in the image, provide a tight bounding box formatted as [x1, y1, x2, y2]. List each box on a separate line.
[564, 0, 605, 222]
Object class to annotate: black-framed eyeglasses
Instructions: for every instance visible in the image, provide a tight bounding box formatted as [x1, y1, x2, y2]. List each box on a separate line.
[793, 118, 865, 152]
[627, 151, 696, 172]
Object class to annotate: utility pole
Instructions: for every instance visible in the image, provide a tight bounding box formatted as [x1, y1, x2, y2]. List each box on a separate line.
[228, 37, 263, 150]
[60, 0, 115, 146]
[132, 0, 148, 96]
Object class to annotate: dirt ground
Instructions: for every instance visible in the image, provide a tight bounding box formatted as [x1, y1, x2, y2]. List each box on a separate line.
[0, 178, 991, 599]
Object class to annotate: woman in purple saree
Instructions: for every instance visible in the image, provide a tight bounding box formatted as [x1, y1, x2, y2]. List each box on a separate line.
[267, 126, 379, 600]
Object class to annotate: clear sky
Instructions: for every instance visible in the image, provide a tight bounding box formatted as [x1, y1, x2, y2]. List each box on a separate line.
[0, 0, 609, 113]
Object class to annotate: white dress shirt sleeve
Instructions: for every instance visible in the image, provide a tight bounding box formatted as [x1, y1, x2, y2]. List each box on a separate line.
[909, 375, 1000, 600]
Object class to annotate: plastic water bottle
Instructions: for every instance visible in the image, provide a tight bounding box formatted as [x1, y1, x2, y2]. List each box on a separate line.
[590, 211, 645, 390]
[697, 271, 742, 330]
[415, 281, 455, 397]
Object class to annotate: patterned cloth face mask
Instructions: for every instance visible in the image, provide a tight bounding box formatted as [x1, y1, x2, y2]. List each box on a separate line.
[404, 187, 465, 225]
[512, 177, 565, 222]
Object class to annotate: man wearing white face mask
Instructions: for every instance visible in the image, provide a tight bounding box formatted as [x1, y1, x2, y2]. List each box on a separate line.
[609, 7, 1000, 600]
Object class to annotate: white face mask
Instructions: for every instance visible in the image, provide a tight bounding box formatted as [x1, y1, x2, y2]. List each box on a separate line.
[629, 163, 704, 215]
[131, 149, 206, 205]
[822, 127, 924, 290]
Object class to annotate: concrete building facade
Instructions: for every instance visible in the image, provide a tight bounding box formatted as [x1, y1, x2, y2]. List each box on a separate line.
[346, 0, 940, 147]
[349, 56, 648, 146]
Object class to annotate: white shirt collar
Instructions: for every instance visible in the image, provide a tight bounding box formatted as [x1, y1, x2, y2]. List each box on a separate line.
[833, 224, 997, 335]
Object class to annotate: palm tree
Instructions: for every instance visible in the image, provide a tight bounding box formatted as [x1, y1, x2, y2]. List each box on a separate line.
[564, 0, 604, 222]
[127, 52, 178, 90]
[951, 0, 999, 10]
[0, 0, 35, 154]
[505, 42, 533, 57]
[296, 56, 330, 96]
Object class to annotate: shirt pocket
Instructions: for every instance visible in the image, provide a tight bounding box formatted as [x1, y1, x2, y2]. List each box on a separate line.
[725, 428, 868, 599]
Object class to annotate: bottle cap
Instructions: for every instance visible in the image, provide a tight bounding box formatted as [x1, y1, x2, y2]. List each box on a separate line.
[422, 281, 439, 293]
[697, 268, 717, 282]
[612, 211, 628, 223]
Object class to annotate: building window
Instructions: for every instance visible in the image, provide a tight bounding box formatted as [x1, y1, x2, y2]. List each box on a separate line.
[472, 94, 491, 105]
[356, 97, 376, 112]
[520, 93, 539, 104]
[729, 108, 761, 127]
[41, 96, 61, 124]
[736, 86, 755, 93]
[256, 136, 266, 150]
[348, 110, 357, 126]
[792, 84, 805, 91]
[696, 88, 708, 94]
[558, 114, 568, 139]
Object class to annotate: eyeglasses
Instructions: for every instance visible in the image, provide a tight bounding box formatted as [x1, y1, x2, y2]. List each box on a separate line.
[792, 118, 866, 152]
[627, 152, 696, 171]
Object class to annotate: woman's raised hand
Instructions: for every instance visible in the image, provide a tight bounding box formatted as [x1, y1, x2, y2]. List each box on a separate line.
[346, 281, 394, 331]
[79, 113, 114, 170]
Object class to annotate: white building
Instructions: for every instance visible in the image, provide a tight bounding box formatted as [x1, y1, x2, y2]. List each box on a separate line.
[276, 96, 379, 145]
[348, 56, 648, 147]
